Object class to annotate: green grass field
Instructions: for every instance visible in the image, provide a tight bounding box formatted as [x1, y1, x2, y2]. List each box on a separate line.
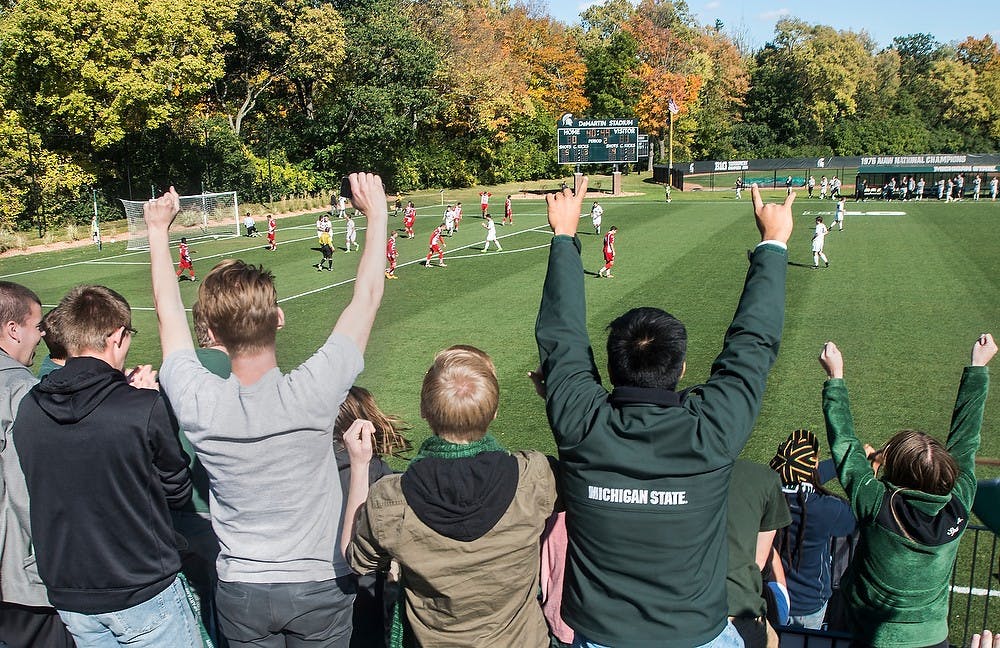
[2, 174, 999, 641]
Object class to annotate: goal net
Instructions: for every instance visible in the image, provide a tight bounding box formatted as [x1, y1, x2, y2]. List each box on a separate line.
[122, 191, 240, 250]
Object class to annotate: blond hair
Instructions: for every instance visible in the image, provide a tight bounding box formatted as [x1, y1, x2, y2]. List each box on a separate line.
[420, 345, 499, 442]
[196, 260, 279, 357]
[881, 429, 958, 496]
[334, 386, 412, 458]
[57, 285, 132, 355]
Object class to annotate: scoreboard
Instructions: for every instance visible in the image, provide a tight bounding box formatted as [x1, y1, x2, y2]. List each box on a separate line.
[557, 116, 639, 164]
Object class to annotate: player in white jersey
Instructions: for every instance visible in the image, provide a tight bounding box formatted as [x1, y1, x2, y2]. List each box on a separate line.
[832, 197, 845, 231]
[990, 176, 998, 201]
[916, 178, 926, 201]
[337, 195, 347, 218]
[812, 216, 829, 269]
[973, 175, 982, 201]
[591, 201, 604, 235]
[481, 214, 502, 252]
[316, 215, 331, 241]
[820, 176, 828, 200]
[345, 214, 358, 252]
[444, 205, 456, 237]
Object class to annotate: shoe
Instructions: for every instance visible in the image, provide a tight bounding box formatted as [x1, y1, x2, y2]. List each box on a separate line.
[439, 263, 447, 267]
[606, 273, 614, 278]
[389, 274, 398, 279]
[191, 277, 198, 282]
[326, 267, 333, 271]
[497, 248, 503, 252]
[811, 265, 818, 269]
[825, 262, 829, 268]
[313, 263, 321, 268]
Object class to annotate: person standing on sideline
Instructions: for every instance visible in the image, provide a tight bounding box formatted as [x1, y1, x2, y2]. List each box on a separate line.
[598, 226, 617, 278]
[403, 202, 416, 239]
[812, 217, 829, 268]
[534, 180, 793, 647]
[503, 195, 513, 226]
[482, 214, 502, 252]
[143, 174, 390, 647]
[176, 237, 197, 281]
[479, 191, 492, 217]
[591, 201, 603, 235]
[385, 231, 399, 279]
[267, 215, 277, 250]
[425, 224, 446, 268]
[832, 197, 845, 231]
[15, 285, 199, 648]
[917, 177, 926, 200]
[990, 176, 999, 201]
[973, 174, 982, 201]
[345, 214, 359, 252]
[0, 282, 76, 648]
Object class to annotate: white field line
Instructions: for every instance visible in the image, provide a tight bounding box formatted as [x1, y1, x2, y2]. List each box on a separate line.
[950, 585, 1000, 598]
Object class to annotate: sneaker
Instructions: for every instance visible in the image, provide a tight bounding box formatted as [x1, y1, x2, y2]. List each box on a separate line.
[811, 265, 818, 269]
[606, 273, 614, 278]
[825, 262, 829, 268]
[191, 277, 198, 282]
[438, 263, 447, 267]
[313, 263, 321, 268]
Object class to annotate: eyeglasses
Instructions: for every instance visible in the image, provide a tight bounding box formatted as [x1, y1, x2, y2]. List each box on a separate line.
[124, 326, 138, 337]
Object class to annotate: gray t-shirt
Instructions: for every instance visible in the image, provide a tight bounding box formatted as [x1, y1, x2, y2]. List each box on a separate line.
[160, 333, 363, 583]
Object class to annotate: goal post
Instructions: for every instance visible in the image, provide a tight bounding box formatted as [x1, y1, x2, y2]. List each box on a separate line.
[122, 191, 240, 250]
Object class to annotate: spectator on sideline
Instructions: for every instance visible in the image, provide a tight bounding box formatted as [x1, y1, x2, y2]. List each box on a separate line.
[0, 282, 75, 647]
[818, 335, 996, 647]
[770, 429, 856, 629]
[534, 181, 793, 647]
[344, 346, 558, 647]
[332, 386, 410, 648]
[144, 174, 388, 647]
[15, 285, 198, 647]
[37, 306, 68, 378]
[726, 459, 792, 648]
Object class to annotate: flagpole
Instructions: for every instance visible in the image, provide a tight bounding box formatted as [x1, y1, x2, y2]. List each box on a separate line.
[668, 111, 673, 191]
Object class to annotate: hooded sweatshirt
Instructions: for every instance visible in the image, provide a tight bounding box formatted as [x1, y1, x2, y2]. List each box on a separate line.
[347, 448, 557, 647]
[14, 356, 191, 614]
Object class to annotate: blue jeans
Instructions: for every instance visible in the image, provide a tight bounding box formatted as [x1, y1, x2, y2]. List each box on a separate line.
[572, 620, 744, 648]
[787, 601, 828, 630]
[57, 577, 202, 647]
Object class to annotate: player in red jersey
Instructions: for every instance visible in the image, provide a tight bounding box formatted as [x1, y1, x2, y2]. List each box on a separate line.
[502, 195, 513, 226]
[424, 224, 446, 268]
[403, 202, 416, 239]
[598, 226, 617, 278]
[479, 191, 492, 217]
[266, 216, 277, 250]
[175, 237, 197, 281]
[385, 231, 399, 279]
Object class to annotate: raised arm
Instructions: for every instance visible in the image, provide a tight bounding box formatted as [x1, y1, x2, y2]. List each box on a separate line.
[949, 333, 995, 508]
[333, 173, 388, 353]
[144, 187, 195, 357]
[339, 419, 374, 558]
[686, 185, 793, 455]
[820, 342, 884, 521]
[535, 178, 610, 447]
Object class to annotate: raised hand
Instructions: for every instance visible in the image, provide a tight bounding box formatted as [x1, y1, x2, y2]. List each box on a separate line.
[971, 333, 997, 367]
[342, 418, 374, 468]
[347, 174, 388, 224]
[546, 177, 588, 237]
[142, 187, 180, 232]
[750, 184, 794, 245]
[819, 341, 844, 380]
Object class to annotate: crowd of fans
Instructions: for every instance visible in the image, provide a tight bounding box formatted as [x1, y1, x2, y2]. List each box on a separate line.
[0, 175, 995, 648]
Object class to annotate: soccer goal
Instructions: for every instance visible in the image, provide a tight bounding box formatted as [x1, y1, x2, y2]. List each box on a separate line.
[122, 191, 240, 250]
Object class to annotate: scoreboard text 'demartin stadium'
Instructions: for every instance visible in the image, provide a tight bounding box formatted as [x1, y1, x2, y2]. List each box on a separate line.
[558, 115, 640, 164]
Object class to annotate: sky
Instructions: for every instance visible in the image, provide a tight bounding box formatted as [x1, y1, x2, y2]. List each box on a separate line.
[542, 0, 1000, 50]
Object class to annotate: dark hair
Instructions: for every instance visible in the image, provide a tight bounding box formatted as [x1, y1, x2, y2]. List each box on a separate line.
[40, 307, 68, 360]
[881, 429, 958, 496]
[776, 468, 840, 571]
[606, 307, 686, 389]
[0, 281, 41, 327]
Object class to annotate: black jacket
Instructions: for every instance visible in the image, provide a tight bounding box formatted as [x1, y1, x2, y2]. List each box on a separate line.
[15, 356, 191, 614]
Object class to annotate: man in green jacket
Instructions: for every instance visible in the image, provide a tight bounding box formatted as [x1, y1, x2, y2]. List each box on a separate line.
[535, 181, 794, 648]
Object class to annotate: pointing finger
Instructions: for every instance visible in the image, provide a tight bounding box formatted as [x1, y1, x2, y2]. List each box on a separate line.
[751, 184, 763, 211]
[783, 190, 796, 207]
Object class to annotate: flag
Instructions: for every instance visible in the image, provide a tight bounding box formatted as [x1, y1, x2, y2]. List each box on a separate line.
[668, 98, 680, 115]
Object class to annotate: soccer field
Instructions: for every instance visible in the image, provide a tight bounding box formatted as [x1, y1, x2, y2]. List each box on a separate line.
[3, 177, 1000, 640]
[3, 179, 998, 473]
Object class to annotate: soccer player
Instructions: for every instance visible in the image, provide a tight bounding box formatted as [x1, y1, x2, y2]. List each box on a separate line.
[990, 176, 998, 201]
[479, 190, 492, 217]
[591, 201, 603, 235]
[444, 205, 456, 237]
[403, 202, 416, 239]
[503, 195, 513, 226]
[243, 211, 258, 237]
[454, 202, 463, 231]
[337, 194, 348, 218]
[392, 196, 402, 217]
[807, 175, 815, 198]
[345, 214, 359, 252]
[267, 215, 277, 250]
[785, 175, 793, 195]
[385, 231, 399, 279]
[481, 214, 502, 252]
[315, 228, 334, 271]
[917, 177, 926, 201]
[316, 214, 331, 242]
[974, 174, 982, 201]
[735, 178, 744, 200]
[425, 224, 446, 267]
[833, 197, 845, 231]
[812, 216, 829, 269]
[831, 176, 841, 199]
[820, 176, 828, 200]
[598, 225, 617, 278]
[176, 237, 197, 281]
